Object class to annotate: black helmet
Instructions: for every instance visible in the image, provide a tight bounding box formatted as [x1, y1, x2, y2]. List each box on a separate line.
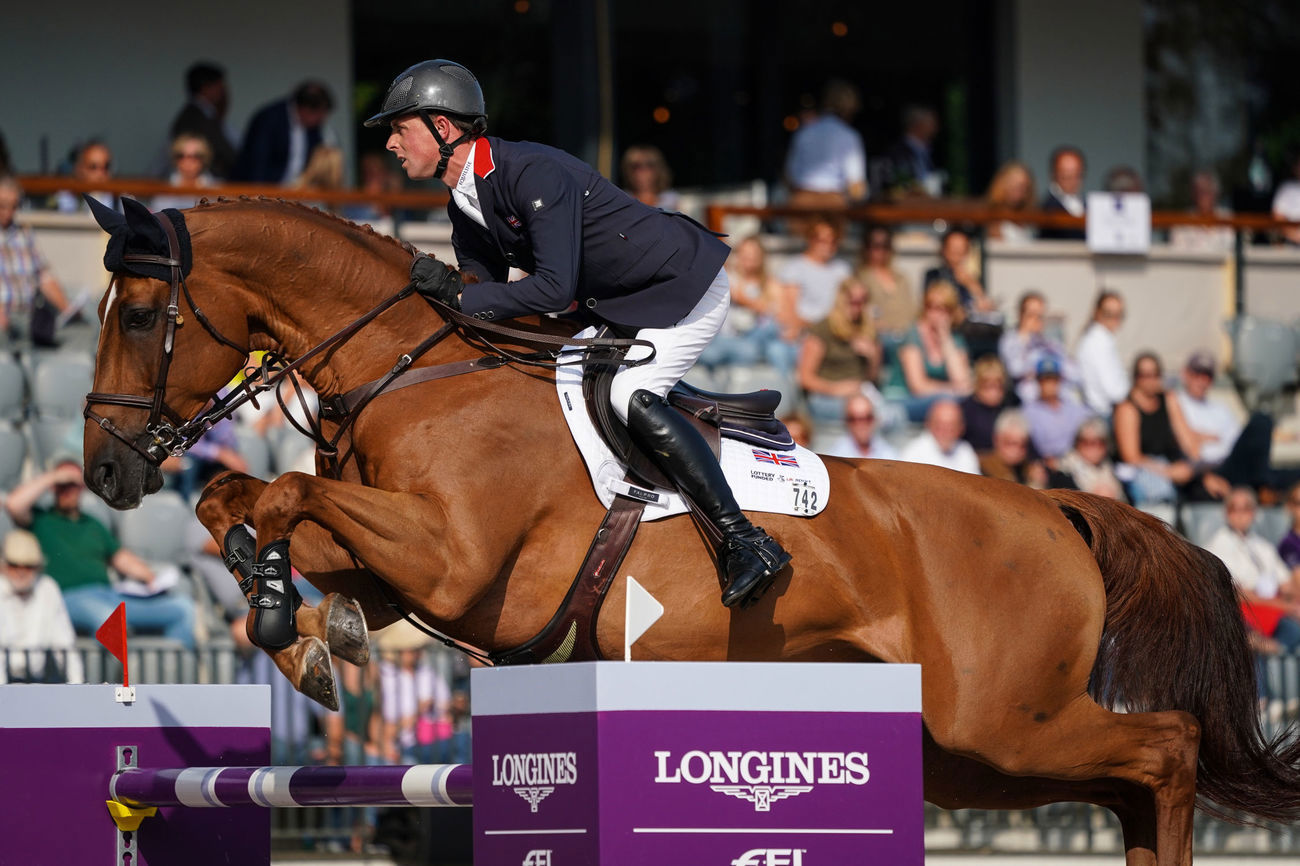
[364, 59, 487, 128]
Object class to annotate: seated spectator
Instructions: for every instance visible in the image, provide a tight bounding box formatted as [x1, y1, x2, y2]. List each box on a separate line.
[5, 457, 196, 648]
[698, 235, 798, 374]
[1174, 349, 1296, 499]
[1170, 170, 1234, 253]
[922, 227, 995, 318]
[1279, 482, 1300, 574]
[174, 412, 249, 500]
[900, 398, 979, 475]
[55, 140, 117, 213]
[984, 160, 1037, 243]
[1075, 289, 1129, 417]
[797, 277, 883, 425]
[1023, 358, 1091, 462]
[1103, 165, 1144, 193]
[1112, 352, 1207, 505]
[978, 410, 1067, 489]
[781, 219, 852, 328]
[824, 393, 898, 460]
[888, 281, 972, 423]
[152, 133, 216, 211]
[959, 356, 1011, 454]
[1057, 417, 1124, 499]
[0, 175, 71, 345]
[341, 152, 407, 223]
[1273, 150, 1300, 246]
[779, 412, 813, 449]
[235, 81, 337, 185]
[1039, 145, 1086, 240]
[0, 529, 83, 684]
[873, 105, 942, 200]
[620, 145, 680, 211]
[169, 61, 238, 180]
[855, 225, 915, 356]
[998, 290, 1079, 403]
[1205, 487, 1300, 656]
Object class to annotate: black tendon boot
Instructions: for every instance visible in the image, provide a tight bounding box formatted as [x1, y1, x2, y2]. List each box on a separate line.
[627, 390, 791, 607]
[242, 539, 302, 650]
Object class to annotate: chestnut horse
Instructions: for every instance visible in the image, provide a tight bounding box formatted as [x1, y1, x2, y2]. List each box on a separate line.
[83, 198, 1299, 865]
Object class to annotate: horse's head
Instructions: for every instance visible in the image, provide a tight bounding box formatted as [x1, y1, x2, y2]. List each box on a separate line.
[84, 197, 249, 508]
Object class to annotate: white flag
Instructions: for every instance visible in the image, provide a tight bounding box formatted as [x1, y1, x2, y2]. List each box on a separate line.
[624, 575, 665, 661]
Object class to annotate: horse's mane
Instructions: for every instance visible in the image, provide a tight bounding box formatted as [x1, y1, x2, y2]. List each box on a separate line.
[194, 196, 421, 259]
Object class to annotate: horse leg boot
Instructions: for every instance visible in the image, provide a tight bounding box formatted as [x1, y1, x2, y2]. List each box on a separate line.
[242, 537, 339, 711]
[627, 389, 791, 607]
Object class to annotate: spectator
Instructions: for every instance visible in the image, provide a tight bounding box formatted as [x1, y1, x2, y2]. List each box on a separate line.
[984, 160, 1037, 243]
[1272, 151, 1300, 246]
[779, 412, 813, 449]
[1173, 349, 1293, 500]
[1205, 487, 1300, 656]
[922, 227, 995, 318]
[698, 235, 797, 375]
[0, 175, 71, 344]
[1039, 145, 1086, 240]
[978, 409, 1059, 489]
[824, 393, 898, 460]
[174, 412, 249, 500]
[856, 224, 915, 354]
[1057, 417, 1124, 499]
[998, 290, 1078, 404]
[783, 79, 867, 229]
[5, 457, 197, 648]
[54, 140, 117, 213]
[152, 133, 216, 211]
[620, 145, 679, 211]
[873, 105, 942, 200]
[235, 80, 337, 185]
[0, 529, 83, 684]
[1075, 289, 1129, 417]
[169, 61, 238, 180]
[900, 398, 979, 474]
[797, 277, 883, 426]
[1103, 165, 1144, 193]
[1023, 358, 1091, 462]
[1170, 170, 1234, 252]
[959, 356, 1011, 454]
[1279, 481, 1300, 574]
[889, 281, 972, 423]
[342, 152, 407, 223]
[780, 219, 851, 328]
[1112, 352, 1203, 505]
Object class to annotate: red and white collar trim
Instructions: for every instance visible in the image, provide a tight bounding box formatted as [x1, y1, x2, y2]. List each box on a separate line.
[472, 137, 495, 179]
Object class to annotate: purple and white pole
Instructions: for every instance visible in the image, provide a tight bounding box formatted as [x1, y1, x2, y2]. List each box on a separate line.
[110, 764, 473, 809]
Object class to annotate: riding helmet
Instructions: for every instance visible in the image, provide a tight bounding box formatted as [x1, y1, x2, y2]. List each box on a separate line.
[364, 59, 487, 128]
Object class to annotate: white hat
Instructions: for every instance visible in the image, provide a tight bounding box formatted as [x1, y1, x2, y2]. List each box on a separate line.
[3, 530, 43, 568]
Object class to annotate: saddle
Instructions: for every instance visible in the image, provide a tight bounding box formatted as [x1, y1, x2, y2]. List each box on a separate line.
[492, 342, 792, 666]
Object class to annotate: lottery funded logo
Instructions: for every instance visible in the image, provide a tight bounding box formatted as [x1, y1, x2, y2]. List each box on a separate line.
[491, 751, 578, 812]
[654, 749, 869, 812]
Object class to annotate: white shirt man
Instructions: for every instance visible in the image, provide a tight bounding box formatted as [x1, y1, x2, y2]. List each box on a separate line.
[825, 394, 900, 460]
[1076, 294, 1129, 416]
[0, 530, 83, 684]
[900, 399, 980, 475]
[784, 114, 867, 196]
[1174, 350, 1241, 467]
[1205, 490, 1290, 601]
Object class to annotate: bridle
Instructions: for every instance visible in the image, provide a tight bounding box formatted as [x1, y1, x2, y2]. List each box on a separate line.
[83, 213, 658, 471]
[84, 213, 246, 465]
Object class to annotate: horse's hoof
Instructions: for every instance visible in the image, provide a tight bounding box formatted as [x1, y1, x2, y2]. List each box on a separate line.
[325, 595, 370, 666]
[297, 636, 339, 712]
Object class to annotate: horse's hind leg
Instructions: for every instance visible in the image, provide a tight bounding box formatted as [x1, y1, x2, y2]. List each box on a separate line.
[942, 698, 1199, 866]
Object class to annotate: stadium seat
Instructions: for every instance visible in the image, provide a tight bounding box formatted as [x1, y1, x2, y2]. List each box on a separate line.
[28, 417, 78, 469]
[31, 354, 94, 420]
[233, 425, 272, 479]
[0, 422, 26, 491]
[0, 356, 27, 422]
[115, 490, 192, 564]
[1225, 316, 1298, 406]
[1182, 501, 1225, 548]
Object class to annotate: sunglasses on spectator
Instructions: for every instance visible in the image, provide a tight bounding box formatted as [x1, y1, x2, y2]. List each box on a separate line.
[925, 302, 953, 313]
[83, 161, 111, 171]
[5, 561, 37, 571]
[1078, 436, 1106, 446]
[846, 414, 875, 423]
[627, 161, 655, 170]
[173, 150, 205, 161]
[1136, 369, 1161, 379]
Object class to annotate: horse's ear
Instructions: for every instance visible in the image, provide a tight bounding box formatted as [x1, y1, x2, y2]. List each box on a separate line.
[85, 194, 124, 234]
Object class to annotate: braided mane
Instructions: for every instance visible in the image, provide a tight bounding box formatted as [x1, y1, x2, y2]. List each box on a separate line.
[194, 195, 422, 258]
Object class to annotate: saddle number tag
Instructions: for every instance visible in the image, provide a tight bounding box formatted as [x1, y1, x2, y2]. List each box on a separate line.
[792, 480, 818, 516]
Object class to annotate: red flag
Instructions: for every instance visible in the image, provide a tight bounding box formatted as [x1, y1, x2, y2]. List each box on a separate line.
[95, 602, 129, 688]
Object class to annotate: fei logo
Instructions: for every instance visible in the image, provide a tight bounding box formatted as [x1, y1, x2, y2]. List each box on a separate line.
[522, 850, 552, 866]
[654, 750, 869, 812]
[732, 850, 805, 866]
[491, 752, 578, 812]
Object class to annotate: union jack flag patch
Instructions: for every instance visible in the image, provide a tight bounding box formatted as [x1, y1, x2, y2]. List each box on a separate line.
[752, 449, 799, 467]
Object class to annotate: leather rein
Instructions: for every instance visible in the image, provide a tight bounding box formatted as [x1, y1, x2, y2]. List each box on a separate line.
[84, 213, 655, 473]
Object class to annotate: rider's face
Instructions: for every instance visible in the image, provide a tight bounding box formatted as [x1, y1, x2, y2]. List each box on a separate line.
[387, 115, 440, 180]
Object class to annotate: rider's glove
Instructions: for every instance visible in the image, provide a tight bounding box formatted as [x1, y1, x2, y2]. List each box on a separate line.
[411, 253, 463, 311]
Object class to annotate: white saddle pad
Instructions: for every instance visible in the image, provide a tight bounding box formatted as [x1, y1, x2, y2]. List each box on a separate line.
[556, 335, 830, 522]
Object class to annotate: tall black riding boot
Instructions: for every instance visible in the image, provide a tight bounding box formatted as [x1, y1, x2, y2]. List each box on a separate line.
[627, 389, 791, 608]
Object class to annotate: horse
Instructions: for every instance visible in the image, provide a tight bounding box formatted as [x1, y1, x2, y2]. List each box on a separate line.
[82, 197, 1300, 866]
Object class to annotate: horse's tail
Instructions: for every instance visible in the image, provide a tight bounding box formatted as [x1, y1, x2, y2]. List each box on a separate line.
[1045, 488, 1300, 824]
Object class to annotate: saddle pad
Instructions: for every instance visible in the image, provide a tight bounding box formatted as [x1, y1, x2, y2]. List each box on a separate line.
[557, 334, 829, 522]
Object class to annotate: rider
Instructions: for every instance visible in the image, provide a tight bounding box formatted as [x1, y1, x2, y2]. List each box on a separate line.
[365, 59, 791, 608]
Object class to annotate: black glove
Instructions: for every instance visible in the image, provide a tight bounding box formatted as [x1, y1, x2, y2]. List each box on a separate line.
[410, 254, 463, 310]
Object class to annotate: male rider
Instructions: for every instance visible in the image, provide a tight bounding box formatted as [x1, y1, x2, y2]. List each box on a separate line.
[364, 59, 790, 608]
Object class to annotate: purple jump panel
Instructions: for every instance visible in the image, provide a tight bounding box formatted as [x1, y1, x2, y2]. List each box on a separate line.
[0, 684, 270, 866]
[471, 662, 922, 866]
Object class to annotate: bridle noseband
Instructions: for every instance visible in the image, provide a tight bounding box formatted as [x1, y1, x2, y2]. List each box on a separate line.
[84, 213, 245, 465]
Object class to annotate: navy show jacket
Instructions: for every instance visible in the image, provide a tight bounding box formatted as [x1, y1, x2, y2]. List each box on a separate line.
[451, 137, 729, 330]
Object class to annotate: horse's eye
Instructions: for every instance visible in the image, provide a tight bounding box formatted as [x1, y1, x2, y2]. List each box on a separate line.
[122, 307, 157, 331]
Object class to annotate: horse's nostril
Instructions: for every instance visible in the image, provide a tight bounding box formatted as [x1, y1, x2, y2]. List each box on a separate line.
[92, 460, 118, 501]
